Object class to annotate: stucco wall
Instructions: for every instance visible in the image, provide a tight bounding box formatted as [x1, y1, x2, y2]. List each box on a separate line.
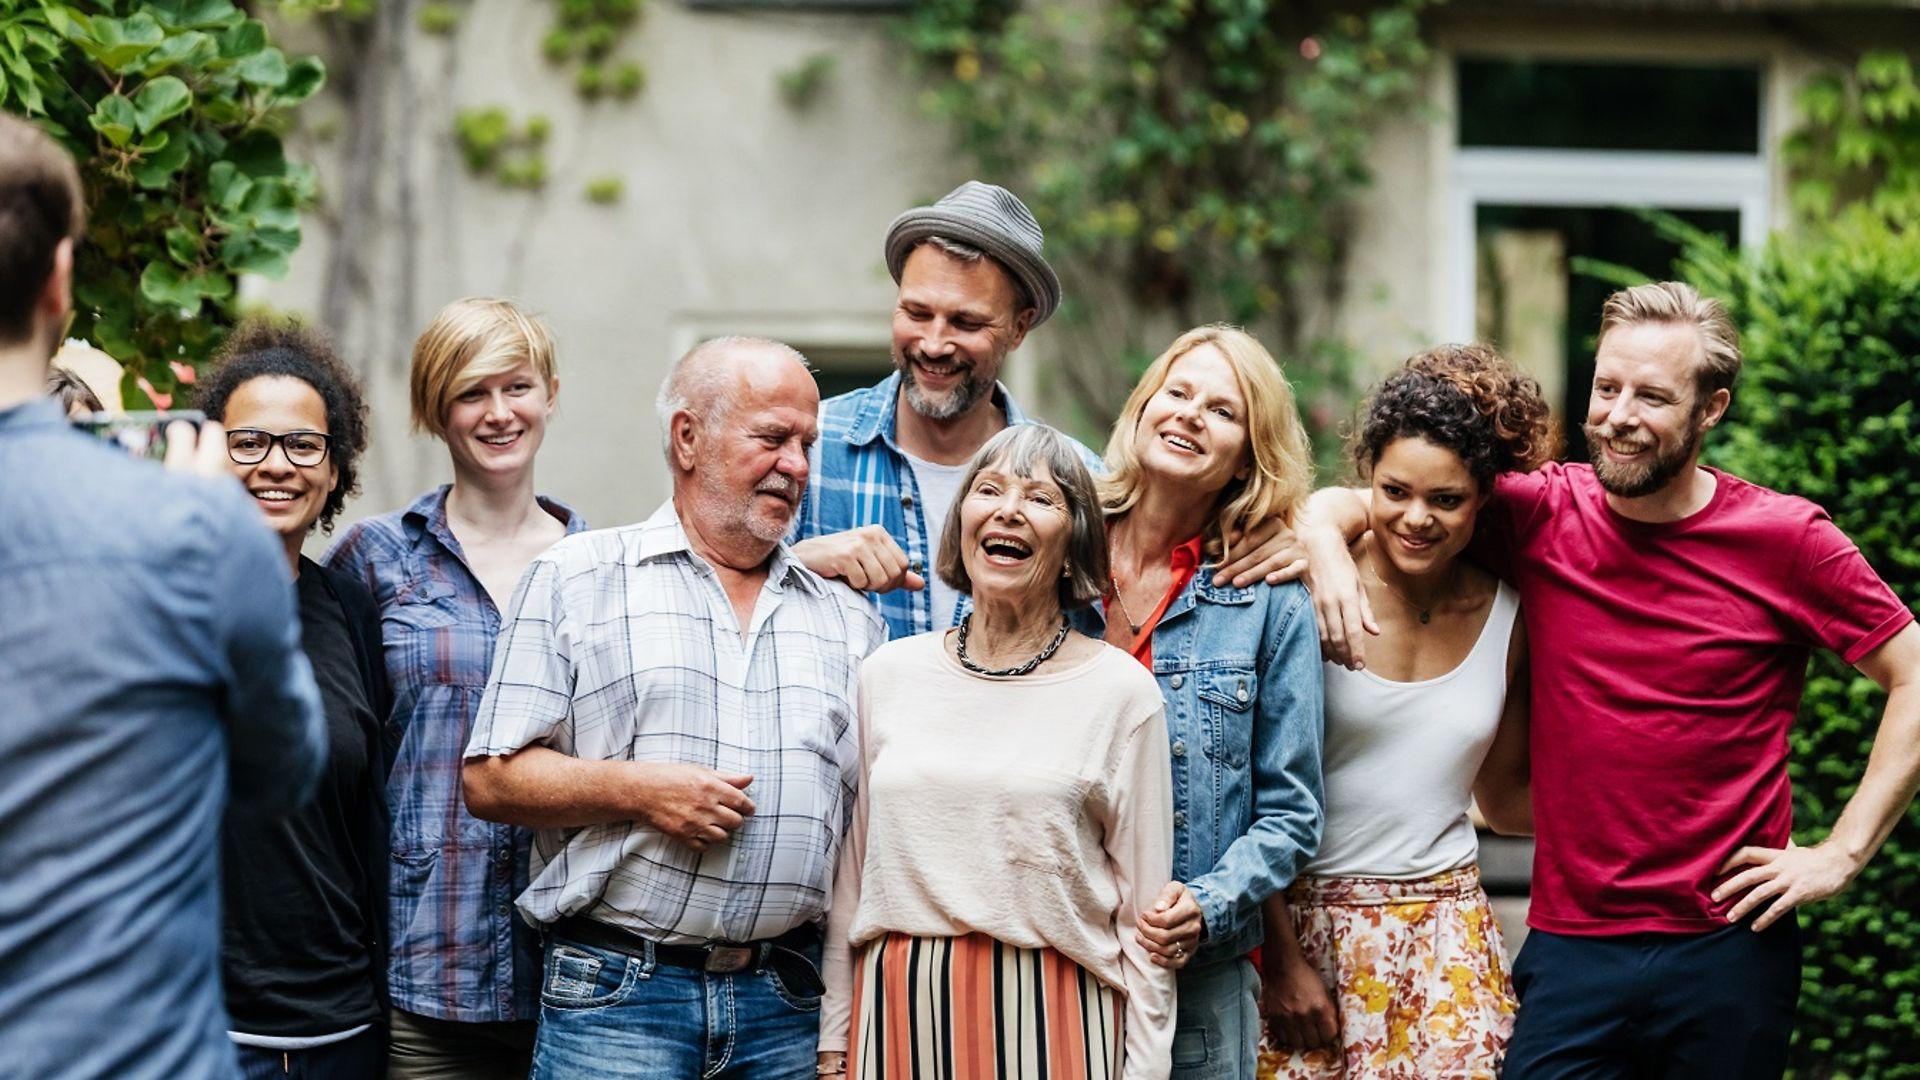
[260, 2, 1915, 540]
[266, 0, 977, 535]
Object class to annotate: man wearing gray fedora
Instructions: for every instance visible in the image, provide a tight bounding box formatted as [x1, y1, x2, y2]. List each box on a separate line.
[791, 181, 1301, 640]
[789, 180, 1091, 641]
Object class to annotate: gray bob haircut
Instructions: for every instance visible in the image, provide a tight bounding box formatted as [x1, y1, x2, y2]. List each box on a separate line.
[936, 423, 1109, 610]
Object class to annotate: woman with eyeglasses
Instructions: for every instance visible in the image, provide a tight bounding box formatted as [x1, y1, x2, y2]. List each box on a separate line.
[198, 321, 391, 1079]
[323, 298, 584, 1077]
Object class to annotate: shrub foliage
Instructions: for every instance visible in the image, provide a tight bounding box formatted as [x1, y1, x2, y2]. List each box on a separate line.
[0, 0, 323, 404]
[1679, 214, 1920, 1079]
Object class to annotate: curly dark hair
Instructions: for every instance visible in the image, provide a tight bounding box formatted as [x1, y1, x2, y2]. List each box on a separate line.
[1352, 343, 1558, 489]
[195, 320, 369, 534]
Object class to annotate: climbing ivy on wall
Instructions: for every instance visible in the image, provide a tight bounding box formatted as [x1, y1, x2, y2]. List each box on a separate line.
[899, 0, 1435, 447]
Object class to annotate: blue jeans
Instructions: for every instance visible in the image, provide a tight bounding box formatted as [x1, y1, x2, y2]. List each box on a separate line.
[1172, 956, 1261, 1079]
[529, 934, 823, 1079]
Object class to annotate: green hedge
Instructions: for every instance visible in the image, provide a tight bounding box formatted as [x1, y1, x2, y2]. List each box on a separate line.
[1679, 214, 1920, 1079]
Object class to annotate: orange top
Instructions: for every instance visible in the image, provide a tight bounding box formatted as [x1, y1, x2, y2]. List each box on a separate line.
[1112, 533, 1206, 667]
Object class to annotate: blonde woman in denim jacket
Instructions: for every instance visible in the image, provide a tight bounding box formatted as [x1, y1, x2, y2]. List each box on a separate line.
[1096, 325, 1327, 1079]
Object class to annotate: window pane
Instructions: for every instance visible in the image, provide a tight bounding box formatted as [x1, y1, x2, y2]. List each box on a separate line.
[1474, 205, 1740, 461]
[1458, 60, 1761, 153]
[803, 345, 894, 402]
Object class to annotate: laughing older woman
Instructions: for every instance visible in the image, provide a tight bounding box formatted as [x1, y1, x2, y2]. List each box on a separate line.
[818, 423, 1178, 1080]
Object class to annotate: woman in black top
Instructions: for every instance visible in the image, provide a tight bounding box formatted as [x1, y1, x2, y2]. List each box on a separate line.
[200, 322, 390, 1079]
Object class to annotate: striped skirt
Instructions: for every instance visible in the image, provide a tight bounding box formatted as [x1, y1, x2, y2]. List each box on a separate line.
[848, 932, 1125, 1080]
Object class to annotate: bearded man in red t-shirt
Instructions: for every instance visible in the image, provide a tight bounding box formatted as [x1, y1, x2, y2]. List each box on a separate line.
[1296, 281, 1920, 1079]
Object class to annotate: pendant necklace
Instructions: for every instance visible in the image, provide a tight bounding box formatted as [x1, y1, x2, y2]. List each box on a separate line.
[1369, 566, 1445, 626]
[1108, 576, 1146, 636]
[956, 613, 1071, 677]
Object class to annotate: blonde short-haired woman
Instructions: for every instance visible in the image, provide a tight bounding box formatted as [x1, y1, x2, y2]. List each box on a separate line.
[324, 297, 587, 1077]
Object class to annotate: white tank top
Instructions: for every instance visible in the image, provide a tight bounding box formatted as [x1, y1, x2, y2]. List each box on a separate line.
[1302, 581, 1520, 879]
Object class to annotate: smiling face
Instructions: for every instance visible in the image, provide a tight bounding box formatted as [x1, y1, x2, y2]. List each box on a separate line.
[956, 457, 1073, 609]
[1583, 321, 1724, 499]
[1130, 343, 1252, 497]
[681, 349, 821, 550]
[891, 244, 1033, 422]
[223, 375, 338, 543]
[1368, 436, 1485, 579]
[443, 360, 555, 483]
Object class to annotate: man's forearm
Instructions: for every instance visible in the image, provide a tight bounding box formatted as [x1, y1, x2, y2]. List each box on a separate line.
[1826, 678, 1920, 868]
[463, 746, 646, 828]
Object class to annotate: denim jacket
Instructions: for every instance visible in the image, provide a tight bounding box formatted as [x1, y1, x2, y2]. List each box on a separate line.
[1083, 574, 1325, 964]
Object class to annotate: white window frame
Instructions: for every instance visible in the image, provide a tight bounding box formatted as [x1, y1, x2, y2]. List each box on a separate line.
[667, 311, 892, 377]
[1440, 55, 1773, 344]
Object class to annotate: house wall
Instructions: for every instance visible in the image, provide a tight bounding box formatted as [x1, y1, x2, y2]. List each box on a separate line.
[257, 2, 1916, 537]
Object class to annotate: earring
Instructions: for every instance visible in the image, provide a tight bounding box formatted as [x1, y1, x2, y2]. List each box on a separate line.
[1062, 563, 1072, 578]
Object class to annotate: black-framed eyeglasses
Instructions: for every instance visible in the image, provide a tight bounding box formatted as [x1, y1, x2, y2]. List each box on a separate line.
[227, 428, 333, 467]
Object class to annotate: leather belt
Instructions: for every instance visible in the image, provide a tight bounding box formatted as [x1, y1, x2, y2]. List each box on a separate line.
[552, 915, 821, 977]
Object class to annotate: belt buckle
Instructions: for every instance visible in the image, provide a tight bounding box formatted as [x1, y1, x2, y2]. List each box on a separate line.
[705, 946, 753, 974]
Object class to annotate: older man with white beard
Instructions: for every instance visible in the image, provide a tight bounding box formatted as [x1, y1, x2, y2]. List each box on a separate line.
[463, 336, 885, 1080]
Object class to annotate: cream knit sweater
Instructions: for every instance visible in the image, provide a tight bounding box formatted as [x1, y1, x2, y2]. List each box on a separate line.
[819, 632, 1177, 1078]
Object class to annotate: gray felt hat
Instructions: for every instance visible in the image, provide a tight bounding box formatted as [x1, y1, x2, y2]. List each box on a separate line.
[883, 181, 1061, 327]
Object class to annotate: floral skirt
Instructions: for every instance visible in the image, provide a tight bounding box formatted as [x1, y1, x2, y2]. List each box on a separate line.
[1257, 865, 1516, 1080]
[849, 932, 1124, 1080]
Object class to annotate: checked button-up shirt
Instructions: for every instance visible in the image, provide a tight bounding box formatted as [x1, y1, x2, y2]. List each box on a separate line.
[467, 501, 886, 944]
[324, 486, 587, 1023]
[794, 372, 1104, 640]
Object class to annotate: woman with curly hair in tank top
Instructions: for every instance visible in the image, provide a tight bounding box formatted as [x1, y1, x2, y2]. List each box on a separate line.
[1258, 344, 1558, 1080]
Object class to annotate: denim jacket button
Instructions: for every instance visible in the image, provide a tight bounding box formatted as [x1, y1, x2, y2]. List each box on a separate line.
[1171, 739, 1186, 757]
[1236, 684, 1249, 702]
[1169, 673, 1184, 689]
[1172, 810, 1187, 828]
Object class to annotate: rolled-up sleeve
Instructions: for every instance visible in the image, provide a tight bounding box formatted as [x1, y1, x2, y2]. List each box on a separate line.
[467, 554, 575, 758]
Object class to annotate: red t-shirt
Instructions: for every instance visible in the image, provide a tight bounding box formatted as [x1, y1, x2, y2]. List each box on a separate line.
[1473, 462, 1912, 935]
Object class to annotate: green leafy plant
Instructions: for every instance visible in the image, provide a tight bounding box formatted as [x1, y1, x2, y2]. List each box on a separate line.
[1661, 209, 1920, 1080]
[583, 174, 622, 205]
[539, 0, 646, 103]
[417, 1, 462, 36]
[453, 106, 548, 190]
[900, 0, 1433, 452]
[1785, 50, 1920, 230]
[777, 52, 835, 110]
[0, 0, 324, 404]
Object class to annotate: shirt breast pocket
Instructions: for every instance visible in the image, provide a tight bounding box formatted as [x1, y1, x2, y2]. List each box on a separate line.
[384, 578, 475, 686]
[1197, 667, 1255, 768]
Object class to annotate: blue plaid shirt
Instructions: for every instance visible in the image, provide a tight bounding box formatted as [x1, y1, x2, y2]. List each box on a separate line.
[795, 372, 1104, 639]
[323, 486, 586, 1023]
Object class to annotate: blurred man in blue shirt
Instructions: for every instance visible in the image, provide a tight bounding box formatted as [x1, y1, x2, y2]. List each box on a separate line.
[0, 112, 327, 1080]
